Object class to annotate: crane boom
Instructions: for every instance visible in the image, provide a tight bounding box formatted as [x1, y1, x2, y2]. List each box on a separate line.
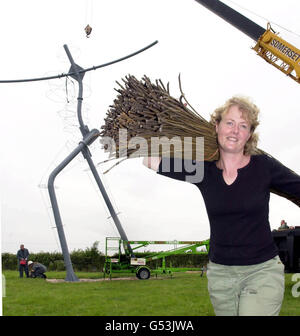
[195, 0, 300, 84]
[194, 0, 265, 41]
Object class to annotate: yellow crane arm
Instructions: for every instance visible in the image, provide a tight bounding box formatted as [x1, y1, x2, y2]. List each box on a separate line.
[195, 0, 300, 84]
[253, 23, 300, 83]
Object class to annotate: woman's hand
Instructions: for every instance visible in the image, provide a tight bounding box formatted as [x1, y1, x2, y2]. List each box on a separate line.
[142, 157, 161, 171]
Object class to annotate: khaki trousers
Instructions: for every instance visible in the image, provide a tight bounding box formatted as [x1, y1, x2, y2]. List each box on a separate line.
[206, 256, 285, 316]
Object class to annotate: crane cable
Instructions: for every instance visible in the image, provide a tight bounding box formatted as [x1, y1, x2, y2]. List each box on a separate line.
[84, 0, 93, 38]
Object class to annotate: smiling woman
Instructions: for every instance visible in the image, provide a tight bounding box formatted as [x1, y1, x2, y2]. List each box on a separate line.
[144, 95, 300, 316]
[211, 96, 260, 185]
[210, 95, 260, 158]
[216, 106, 251, 157]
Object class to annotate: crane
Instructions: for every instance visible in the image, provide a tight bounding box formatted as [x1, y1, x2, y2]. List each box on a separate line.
[195, 0, 300, 84]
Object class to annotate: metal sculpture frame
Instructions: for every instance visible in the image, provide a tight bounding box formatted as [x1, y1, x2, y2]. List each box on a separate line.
[1, 41, 158, 281]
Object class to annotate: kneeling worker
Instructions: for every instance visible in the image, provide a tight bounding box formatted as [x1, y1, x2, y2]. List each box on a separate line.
[28, 261, 47, 278]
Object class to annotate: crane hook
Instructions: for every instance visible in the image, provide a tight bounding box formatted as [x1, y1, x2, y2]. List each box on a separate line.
[84, 24, 92, 38]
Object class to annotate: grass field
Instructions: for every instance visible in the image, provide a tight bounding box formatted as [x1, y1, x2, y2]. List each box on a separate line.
[2, 270, 299, 316]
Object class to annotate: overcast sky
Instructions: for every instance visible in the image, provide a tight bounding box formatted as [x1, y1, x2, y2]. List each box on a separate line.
[1, 0, 300, 255]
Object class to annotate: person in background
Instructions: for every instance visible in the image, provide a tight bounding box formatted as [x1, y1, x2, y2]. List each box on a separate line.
[278, 220, 289, 230]
[28, 261, 47, 279]
[200, 265, 207, 277]
[16, 244, 30, 278]
[278, 219, 295, 230]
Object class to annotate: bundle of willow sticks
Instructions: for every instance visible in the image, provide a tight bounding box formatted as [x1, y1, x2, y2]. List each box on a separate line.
[100, 74, 300, 208]
[100, 74, 222, 161]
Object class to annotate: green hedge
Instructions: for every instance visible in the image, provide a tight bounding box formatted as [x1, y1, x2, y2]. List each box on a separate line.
[2, 242, 105, 272]
[2, 242, 208, 272]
